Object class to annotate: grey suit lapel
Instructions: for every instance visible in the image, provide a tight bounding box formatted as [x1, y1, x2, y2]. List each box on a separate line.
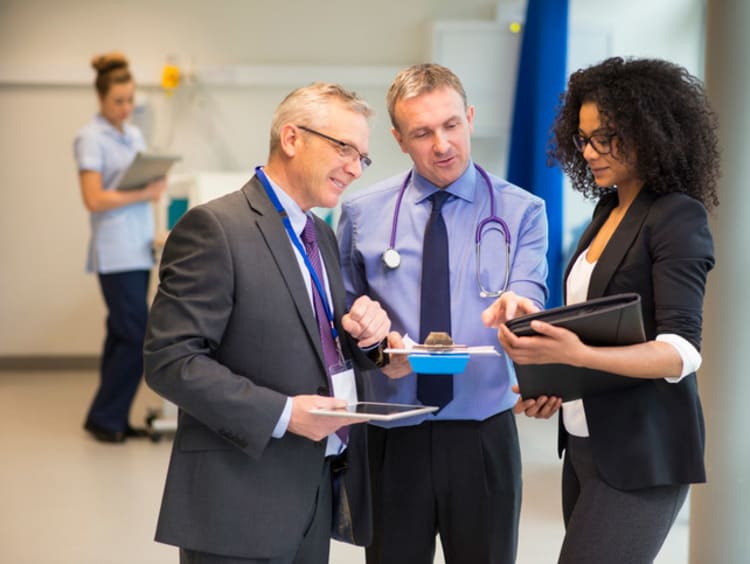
[241, 178, 328, 372]
[309, 214, 351, 361]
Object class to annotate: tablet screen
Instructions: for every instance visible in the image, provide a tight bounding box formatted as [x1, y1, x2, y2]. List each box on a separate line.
[350, 403, 425, 416]
[310, 402, 438, 421]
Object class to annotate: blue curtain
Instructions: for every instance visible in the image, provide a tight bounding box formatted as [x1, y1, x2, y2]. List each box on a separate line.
[507, 0, 569, 308]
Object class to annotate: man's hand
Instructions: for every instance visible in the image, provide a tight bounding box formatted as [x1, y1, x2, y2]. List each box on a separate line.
[380, 331, 413, 379]
[481, 291, 540, 328]
[287, 395, 364, 441]
[342, 295, 390, 348]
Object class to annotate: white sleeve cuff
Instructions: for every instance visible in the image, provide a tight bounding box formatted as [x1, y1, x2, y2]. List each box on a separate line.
[656, 333, 702, 383]
[271, 397, 293, 438]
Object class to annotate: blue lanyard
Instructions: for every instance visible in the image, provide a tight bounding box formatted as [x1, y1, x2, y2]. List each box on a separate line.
[255, 166, 340, 344]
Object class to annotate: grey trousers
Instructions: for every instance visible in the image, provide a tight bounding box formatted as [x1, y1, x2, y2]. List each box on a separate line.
[559, 435, 689, 564]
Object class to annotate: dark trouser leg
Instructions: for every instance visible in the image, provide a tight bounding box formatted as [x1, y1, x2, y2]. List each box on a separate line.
[559, 435, 689, 564]
[366, 411, 522, 564]
[436, 410, 522, 564]
[366, 423, 438, 564]
[85, 270, 149, 432]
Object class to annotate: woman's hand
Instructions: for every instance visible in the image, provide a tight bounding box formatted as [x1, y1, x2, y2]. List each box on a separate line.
[79, 170, 168, 212]
[498, 320, 587, 367]
[511, 385, 562, 419]
[143, 177, 167, 203]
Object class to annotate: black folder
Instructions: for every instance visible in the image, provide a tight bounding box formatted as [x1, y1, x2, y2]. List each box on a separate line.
[505, 293, 647, 401]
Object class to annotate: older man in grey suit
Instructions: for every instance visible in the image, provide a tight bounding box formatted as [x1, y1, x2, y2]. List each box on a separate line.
[144, 82, 390, 564]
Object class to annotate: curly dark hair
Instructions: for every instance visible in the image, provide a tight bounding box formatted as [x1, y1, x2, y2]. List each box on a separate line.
[548, 57, 720, 210]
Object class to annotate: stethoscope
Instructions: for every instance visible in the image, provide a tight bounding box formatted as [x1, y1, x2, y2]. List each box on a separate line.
[382, 163, 512, 298]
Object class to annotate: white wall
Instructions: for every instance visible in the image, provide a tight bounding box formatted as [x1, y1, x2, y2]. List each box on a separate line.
[0, 0, 704, 356]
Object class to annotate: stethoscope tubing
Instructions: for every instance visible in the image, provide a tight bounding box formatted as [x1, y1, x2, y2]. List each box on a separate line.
[384, 163, 512, 297]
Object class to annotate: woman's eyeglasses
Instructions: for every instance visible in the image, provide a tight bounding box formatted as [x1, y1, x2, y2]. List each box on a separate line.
[572, 132, 617, 155]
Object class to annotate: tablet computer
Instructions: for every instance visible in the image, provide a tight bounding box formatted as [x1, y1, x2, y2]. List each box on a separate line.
[115, 152, 181, 191]
[309, 402, 438, 421]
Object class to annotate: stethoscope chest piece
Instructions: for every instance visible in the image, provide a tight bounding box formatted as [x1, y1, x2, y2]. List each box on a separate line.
[382, 247, 401, 270]
[384, 164, 512, 296]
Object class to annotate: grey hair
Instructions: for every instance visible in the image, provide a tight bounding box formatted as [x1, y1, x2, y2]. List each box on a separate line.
[269, 82, 374, 153]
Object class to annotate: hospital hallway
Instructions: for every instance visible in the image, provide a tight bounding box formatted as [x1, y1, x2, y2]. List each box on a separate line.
[0, 369, 690, 563]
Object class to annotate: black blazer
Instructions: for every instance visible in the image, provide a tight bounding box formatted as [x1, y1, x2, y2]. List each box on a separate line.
[558, 189, 714, 490]
[145, 176, 373, 558]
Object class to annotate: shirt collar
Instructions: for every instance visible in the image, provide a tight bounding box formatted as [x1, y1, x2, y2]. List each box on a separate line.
[411, 160, 478, 205]
[94, 113, 133, 143]
[263, 171, 309, 237]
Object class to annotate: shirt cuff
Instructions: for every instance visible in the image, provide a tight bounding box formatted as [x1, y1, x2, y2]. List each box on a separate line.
[656, 333, 702, 383]
[271, 397, 293, 438]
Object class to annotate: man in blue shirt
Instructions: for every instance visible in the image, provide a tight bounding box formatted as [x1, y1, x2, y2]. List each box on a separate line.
[338, 63, 548, 564]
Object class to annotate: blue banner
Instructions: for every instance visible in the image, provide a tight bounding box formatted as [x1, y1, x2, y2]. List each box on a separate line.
[507, 0, 569, 307]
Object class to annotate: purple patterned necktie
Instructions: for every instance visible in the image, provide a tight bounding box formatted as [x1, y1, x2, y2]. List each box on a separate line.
[300, 216, 349, 444]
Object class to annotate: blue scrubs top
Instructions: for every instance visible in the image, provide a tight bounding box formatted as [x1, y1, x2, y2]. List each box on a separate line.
[74, 114, 155, 274]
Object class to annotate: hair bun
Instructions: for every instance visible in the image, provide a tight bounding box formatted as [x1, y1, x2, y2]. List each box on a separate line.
[91, 51, 129, 74]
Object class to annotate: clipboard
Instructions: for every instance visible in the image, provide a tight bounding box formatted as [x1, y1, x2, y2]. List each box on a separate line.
[505, 293, 647, 401]
[115, 152, 181, 191]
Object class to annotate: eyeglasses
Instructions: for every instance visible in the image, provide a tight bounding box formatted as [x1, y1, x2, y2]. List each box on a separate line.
[572, 132, 617, 155]
[297, 125, 372, 170]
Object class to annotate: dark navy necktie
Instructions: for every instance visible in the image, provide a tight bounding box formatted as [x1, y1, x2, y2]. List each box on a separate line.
[417, 190, 453, 409]
[300, 216, 348, 444]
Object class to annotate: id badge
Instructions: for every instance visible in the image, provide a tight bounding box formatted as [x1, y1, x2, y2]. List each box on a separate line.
[329, 359, 358, 404]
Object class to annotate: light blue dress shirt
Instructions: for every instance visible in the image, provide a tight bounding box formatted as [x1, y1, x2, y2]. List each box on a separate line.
[263, 172, 345, 455]
[74, 114, 154, 274]
[338, 162, 548, 427]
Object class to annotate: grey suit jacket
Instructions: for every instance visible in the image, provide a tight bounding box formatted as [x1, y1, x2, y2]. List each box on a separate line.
[558, 189, 714, 490]
[144, 176, 372, 558]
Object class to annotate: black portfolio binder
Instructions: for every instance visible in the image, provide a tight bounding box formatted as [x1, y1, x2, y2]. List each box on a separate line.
[505, 293, 647, 401]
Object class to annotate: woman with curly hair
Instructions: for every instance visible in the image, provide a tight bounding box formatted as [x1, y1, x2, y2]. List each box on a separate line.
[74, 52, 166, 443]
[498, 57, 719, 563]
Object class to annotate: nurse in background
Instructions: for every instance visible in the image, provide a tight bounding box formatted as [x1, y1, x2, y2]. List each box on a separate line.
[74, 51, 166, 443]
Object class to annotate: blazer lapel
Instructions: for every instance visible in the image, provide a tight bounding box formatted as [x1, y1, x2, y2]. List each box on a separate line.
[587, 190, 655, 299]
[314, 215, 348, 338]
[310, 214, 354, 365]
[562, 195, 612, 304]
[241, 178, 327, 371]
